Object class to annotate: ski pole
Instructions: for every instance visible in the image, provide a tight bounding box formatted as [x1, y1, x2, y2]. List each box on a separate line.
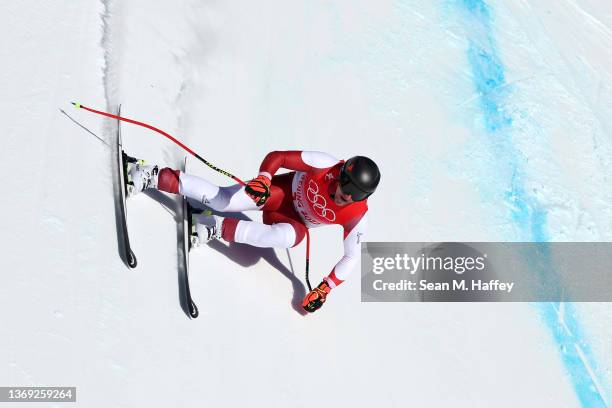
[305, 230, 312, 291]
[71, 102, 246, 185]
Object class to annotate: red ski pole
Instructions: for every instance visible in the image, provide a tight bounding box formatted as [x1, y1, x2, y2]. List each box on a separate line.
[72, 102, 246, 186]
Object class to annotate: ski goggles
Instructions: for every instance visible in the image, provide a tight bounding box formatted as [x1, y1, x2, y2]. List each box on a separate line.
[339, 171, 372, 202]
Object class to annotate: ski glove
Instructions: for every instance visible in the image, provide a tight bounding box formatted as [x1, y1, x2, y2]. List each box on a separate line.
[302, 281, 331, 313]
[245, 175, 272, 206]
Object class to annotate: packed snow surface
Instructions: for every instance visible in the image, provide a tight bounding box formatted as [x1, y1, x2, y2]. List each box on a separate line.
[2, 1, 611, 407]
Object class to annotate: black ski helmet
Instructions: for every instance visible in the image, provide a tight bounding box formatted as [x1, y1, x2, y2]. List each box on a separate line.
[339, 156, 380, 201]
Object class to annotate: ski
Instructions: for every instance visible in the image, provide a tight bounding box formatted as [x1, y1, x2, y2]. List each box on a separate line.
[116, 104, 138, 268]
[180, 157, 199, 318]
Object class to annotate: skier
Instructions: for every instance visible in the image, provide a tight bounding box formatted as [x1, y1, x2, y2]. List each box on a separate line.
[127, 151, 380, 313]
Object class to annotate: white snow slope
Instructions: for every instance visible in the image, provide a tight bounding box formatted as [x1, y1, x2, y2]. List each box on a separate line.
[2, 1, 611, 407]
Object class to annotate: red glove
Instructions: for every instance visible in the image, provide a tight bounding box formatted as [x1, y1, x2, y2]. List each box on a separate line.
[245, 175, 271, 206]
[302, 281, 331, 313]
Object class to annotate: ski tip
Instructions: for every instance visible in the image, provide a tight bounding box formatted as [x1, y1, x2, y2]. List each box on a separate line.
[71, 102, 81, 109]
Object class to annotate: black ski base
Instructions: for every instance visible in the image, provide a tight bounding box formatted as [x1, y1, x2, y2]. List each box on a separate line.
[116, 104, 137, 268]
[181, 157, 199, 319]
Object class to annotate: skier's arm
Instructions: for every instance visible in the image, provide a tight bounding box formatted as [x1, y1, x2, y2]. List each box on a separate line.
[325, 215, 367, 288]
[302, 215, 367, 312]
[258, 151, 340, 179]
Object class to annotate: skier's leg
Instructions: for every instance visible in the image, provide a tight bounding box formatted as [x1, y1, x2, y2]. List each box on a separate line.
[212, 177, 308, 248]
[157, 168, 259, 212]
[188, 172, 306, 249]
[191, 215, 306, 249]
[221, 218, 307, 248]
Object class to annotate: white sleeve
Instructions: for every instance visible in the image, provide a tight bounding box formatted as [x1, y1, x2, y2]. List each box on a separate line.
[327, 216, 367, 285]
[300, 151, 340, 169]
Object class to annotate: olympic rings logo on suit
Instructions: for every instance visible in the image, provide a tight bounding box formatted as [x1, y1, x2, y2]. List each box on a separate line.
[306, 179, 336, 222]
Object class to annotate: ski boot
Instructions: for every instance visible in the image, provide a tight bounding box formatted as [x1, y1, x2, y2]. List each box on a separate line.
[190, 211, 222, 247]
[125, 156, 159, 197]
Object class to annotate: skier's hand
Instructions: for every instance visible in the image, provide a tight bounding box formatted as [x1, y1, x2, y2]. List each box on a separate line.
[245, 175, 272, 206]
[302, 281, 331, 313]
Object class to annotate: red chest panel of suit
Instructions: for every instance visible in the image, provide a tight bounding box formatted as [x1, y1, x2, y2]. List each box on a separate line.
[291, 163, 367, 229]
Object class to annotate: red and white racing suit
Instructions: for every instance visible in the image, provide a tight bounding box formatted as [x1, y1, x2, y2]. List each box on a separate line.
[160, 151, 369, 288]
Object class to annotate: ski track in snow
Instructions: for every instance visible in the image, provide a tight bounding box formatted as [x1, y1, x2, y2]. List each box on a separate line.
[100, 0, 114, 112]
